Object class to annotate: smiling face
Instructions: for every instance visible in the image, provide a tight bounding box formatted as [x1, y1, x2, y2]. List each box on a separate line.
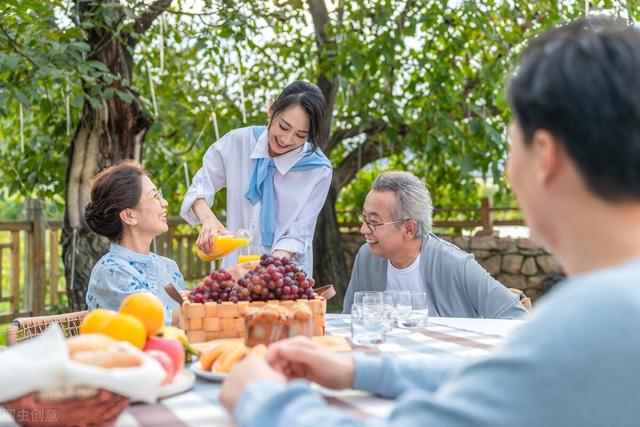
[360, 190, 408, 259]
[129, 175, 169, 237]
[267, 105, 310, 156]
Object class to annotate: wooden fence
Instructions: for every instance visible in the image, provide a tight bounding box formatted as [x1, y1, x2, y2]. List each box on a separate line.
[0, 197, 523, 323]
[338, 197, 524, 235]
[153, 218, 212, 282]
[0, 200, 64, 323]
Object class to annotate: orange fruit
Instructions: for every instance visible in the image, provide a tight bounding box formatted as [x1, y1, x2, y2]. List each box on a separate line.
[102, 313, 147, 349]
[119, 293, 165, 336]
[79, 309, 117, 334]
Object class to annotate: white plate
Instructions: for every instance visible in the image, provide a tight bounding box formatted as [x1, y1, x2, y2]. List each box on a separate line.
[189, 363, 227, 382]
[157, 369, 196, 398]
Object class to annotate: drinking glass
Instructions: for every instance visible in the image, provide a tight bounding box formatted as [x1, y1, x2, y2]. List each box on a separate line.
[382, 290, 404, 332]
[238, 245, 263, 264]
[351, 291, 386, 345]
[396, 292, 429, 328]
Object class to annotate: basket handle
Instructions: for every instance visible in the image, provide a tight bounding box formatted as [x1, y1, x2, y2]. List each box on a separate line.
[164, 283, 185, 304]
[314, 284, 336, 300]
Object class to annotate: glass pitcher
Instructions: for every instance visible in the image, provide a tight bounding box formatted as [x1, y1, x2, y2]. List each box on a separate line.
[195, 229, 251, 261]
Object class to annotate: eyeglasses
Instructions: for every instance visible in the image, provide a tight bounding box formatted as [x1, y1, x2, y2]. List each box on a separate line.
[137, 188, 164, 206]
[358, 213, 409, 233]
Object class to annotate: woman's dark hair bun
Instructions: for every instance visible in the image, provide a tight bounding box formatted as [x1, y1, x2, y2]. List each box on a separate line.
[83, 161, 147, 242]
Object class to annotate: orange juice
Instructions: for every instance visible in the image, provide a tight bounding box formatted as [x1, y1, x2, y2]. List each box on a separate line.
[238, 254, 261, 264]
[195, 235, 250, 261]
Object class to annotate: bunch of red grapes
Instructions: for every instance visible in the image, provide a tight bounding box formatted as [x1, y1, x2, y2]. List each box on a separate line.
[187, 255, 316, 303]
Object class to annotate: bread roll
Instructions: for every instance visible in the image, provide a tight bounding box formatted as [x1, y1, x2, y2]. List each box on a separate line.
[212, 345, 248, 373]
[71, 349, 142, 368]
[200, 341, 238, 371]
[67, 334, 118, 355]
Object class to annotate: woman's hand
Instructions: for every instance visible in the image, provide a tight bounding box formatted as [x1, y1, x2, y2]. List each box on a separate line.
[227, 261, 260, 281]
[192, 199, 226, 255]
[265, 336, 355, 390]
[197, 218, 226, 255]
[271, 249, 293, 260]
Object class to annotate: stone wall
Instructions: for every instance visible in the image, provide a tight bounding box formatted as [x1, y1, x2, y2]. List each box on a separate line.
[340, 233, 563, 302]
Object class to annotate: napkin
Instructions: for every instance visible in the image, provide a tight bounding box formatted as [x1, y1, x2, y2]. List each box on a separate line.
[0, 325, 165, 403]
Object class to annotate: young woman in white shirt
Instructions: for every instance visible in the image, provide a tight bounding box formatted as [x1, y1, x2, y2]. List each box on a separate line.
[180, 81, 332, 275]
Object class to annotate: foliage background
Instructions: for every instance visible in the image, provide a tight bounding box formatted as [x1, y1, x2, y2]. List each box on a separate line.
[0, 1, 638, 307]
[1, 1, 636, 218]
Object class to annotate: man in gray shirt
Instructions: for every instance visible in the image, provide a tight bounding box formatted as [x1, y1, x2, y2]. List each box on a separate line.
[343, 171, 527, 319]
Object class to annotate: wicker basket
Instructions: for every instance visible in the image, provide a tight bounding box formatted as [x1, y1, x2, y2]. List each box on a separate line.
[179, 297, 327, 343]
[1, 387, 129, 427]
[7, 311, 88, 346]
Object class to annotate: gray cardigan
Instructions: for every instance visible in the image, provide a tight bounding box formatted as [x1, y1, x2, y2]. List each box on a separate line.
[342, 234, 528, 319]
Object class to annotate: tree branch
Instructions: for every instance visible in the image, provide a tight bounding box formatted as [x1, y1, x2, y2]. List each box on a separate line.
[333, 123, 409, 190]
[307, 0, 329, 45]
[129, 0, 172, 45]
[395, 0, 414, 33]
[382, 0, 414, 93]
[326, 119, 389, 155]
[0, 22, 39, 68]
[307, 0, 339, 151]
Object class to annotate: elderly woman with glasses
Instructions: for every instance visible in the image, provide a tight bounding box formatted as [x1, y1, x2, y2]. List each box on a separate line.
[84, 160, 185, 325]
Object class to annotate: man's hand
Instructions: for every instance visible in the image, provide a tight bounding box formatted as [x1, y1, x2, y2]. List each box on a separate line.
[220, 354, 286, 413]
[266, 336, 355, 390]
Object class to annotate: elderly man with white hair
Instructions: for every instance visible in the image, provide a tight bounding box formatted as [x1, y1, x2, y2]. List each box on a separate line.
[342, 171, 527, 319]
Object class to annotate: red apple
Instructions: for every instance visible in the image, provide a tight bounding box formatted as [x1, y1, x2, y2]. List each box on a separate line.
[144, 336, 185, 376]
[145, 349, 175, 385]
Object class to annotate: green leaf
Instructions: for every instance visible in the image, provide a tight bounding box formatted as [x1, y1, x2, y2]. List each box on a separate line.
[70, 41, 91, 52]
[87, 96, 101, 109]
[115, 90, 134, 103]
[71, 93, 84, 108]
[14, 91, 29, 106]
[103, 87, 114, 100]
[87, 60, 110, 73]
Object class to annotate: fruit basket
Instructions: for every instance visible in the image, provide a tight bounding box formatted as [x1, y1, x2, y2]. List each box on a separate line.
[179, 296, 327, 343]
[178, 256, 331, 343]
[1, 387, 129, 427]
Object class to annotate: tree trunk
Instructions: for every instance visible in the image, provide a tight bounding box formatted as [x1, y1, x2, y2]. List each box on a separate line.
[306, 0, 349, 301]
[61, 10, 153, 309]
[313, 184, 350, 303]
[61, 220, 109, 312]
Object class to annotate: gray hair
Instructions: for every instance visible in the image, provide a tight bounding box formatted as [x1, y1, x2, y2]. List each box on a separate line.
[371, 171, 433, 239]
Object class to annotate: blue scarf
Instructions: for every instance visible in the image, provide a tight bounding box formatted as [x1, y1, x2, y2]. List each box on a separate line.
[244, 126, 332, 246]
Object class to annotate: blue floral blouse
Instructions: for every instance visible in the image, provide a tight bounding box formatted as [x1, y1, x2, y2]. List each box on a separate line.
[86, 243, 186, 325]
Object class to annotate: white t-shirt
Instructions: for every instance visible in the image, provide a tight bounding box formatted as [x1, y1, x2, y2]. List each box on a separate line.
[386, 254, 425, 293]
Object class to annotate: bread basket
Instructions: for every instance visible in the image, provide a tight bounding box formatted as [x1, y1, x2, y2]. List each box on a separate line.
[2, 386, 129, 427]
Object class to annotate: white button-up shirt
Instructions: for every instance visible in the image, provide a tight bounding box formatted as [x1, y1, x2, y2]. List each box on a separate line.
[181, 127, 332, 275]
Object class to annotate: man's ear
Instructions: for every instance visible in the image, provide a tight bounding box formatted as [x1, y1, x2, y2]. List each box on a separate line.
[119, 208, 138, 226]
[531, 129, 563, 187]
[404, 220, 418, 240]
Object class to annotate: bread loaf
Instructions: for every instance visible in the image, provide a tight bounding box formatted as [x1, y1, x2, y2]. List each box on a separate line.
[71, 349, 142, 368]
[67, 334, 118, 355]
[67, 333, 142, 368]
